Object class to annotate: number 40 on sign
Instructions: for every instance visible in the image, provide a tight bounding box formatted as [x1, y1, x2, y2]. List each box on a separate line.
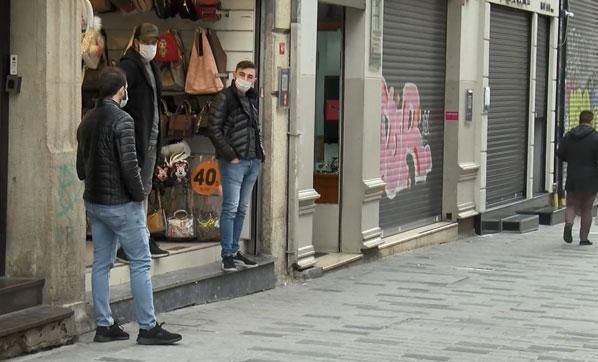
[191, 160, 221, 196]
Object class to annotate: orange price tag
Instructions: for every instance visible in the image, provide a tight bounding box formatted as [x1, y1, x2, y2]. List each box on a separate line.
[191, 160, 221, 195]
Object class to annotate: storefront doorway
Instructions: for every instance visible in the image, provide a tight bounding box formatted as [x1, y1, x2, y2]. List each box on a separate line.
[313, 3, 344, 253]
[0, 1, 10, 277]
[534, 15, 550, 195]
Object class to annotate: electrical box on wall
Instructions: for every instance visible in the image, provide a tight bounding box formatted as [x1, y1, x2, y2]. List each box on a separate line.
[466, 89, 473, 121]
[4, 54, 22, 95]
[278, 67, 290, 108]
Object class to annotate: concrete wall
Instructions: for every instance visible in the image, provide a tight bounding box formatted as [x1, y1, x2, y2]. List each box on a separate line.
[6, 0, 85, 305]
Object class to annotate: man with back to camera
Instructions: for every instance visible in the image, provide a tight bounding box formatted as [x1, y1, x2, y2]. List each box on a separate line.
[76, 67, 182, 345]
[117, 22, 169, 260]
[208, 60, 264, 272]
[557, 110, 598, 246]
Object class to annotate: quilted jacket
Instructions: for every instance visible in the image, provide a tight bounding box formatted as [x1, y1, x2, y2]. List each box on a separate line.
[77, 99, 145, 204]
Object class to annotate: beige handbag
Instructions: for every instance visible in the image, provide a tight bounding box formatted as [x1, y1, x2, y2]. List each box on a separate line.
[167, 210, 195, 240]
[185, 29, 224, 95]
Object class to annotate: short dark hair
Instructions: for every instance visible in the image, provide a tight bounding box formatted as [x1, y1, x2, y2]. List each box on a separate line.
[580, 110, 594, 124]
[235, 60, 256, 71]
[98, 68, 127, 99]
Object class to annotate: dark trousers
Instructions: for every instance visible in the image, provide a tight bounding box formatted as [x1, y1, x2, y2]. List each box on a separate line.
[565, 192, 597, 241]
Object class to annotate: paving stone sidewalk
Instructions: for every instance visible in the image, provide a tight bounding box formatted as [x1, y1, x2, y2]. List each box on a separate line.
[14, 224, 598, 361]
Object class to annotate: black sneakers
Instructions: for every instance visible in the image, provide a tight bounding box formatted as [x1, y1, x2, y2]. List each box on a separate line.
[222, 255, 238, 272]
[116, 239, 169, 263]
[580, 240, 593, 246]
[563, 223, 573, 243]
[234, 252, 258, 268]
[137, 323, 182, 345]
[94, 321, 129, 343]
[149, 238, 169, 258]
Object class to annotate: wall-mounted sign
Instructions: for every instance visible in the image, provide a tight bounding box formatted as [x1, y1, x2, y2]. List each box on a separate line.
[369, 0, 382, 70]
[489, 0, 557, 15]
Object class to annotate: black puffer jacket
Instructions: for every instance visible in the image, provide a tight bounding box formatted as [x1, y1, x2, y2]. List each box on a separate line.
[119, 49, 162, 168]
[557, 124, 598, 193]
[208, 84, 265, 162]
[77, 99, 145, 204]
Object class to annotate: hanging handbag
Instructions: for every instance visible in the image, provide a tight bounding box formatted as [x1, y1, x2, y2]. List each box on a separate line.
[167, 210, 195, 240]
[206, 29, 227, 77]
[168, 101, 196, 139]
[194, 100, 213, 135]
[185, 29, 224, 95]
[196, 5, 221, 22]
[82, 30, 110, 91]
[90, 0, 114, 13]
[155, 31, 180, 63]
[133, 0, 153, 12]
[179, 0, 198, 20]
[194, 0, 220, 5]
[147, 191, 167, 235]
[195, 195, 220, 242]
[154, 0, 173, 18]
[159, 99, 171, 140]
[81, 17, 105, 70]
[110, 0, 137, 13]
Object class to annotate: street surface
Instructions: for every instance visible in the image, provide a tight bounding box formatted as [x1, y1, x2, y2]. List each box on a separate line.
[14, 224, 598, 361]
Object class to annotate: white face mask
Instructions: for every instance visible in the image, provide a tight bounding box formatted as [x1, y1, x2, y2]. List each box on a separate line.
[235, 79, 253, 94]
[139, 43, 157, 62]
[119, 89, 128, 108]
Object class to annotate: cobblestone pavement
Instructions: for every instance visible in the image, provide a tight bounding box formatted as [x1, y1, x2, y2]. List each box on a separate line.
[14, 224, 598, 361]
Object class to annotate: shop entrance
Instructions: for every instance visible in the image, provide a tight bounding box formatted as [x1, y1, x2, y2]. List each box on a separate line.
[312, 3, 344, 254]
[0, 1, 9, 277]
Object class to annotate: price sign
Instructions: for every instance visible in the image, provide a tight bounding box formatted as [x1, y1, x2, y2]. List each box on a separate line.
[191, 160, 221, 195]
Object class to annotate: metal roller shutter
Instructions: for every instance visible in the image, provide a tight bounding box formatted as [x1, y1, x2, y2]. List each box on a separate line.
[486, 6, 531, 206]
[534, 16, 550, 194]
[565, 0, 598, 131]
[380, 0, 447, 234]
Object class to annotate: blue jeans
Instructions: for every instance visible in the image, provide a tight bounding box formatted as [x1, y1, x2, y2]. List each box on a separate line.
[218, 159, 261, 257]
[85, 201, 157, 330]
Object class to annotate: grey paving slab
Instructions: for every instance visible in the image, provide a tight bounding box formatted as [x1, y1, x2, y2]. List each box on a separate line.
[12, 224, 598, 361]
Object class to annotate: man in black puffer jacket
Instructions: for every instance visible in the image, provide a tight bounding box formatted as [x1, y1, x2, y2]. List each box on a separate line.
[77, 68, 182, 346]
[209, 60, 264, 272]
[557, 110, 598, 246]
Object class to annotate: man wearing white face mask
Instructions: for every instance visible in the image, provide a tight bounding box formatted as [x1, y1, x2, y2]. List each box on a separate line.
[208, 61, 265, 272]
[118, 23, 169, 259]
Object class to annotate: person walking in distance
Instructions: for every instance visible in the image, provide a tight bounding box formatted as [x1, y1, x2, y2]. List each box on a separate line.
[77, 68, 182, 345]
[208, 61, 264, 272]
[557, 110, 598, 246]
[117, 23, 169, 260]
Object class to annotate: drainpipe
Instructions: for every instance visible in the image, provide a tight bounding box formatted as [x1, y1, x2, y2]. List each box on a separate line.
[286, 0, 300, 272]
[555, 0, 569, 207]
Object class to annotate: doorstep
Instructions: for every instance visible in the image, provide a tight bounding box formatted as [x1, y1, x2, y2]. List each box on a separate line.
[378, 222, 458, 257]
[81, 255, 275, 334]
[313, 253, 363, 273]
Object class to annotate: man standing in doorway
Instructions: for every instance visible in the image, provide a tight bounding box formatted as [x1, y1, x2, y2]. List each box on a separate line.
[77, 68, 182, 345]
[557, 110, 598, 246]
[118, 23, 169, 259]
[209, 61, 264, 272]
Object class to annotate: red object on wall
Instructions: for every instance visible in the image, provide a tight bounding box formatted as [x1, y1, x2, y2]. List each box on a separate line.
[325, 99, 339, 121]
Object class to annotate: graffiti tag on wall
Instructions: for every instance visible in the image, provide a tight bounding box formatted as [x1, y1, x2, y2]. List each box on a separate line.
[380, 79, 433, 199]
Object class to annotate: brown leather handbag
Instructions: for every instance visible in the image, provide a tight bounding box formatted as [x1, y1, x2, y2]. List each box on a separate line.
[185, 29, 224, 95]
[90, 0, 114, 12]
[206, 29, 227, 77]
[161, 30, 186, 91]
[168, 101, 196, 139]
[147, 191, 167, 235]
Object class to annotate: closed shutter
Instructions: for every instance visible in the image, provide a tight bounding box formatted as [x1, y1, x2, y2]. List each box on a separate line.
[486, 6, 531, 206]
[380, 0, 447, 234]
[533, 16, 550, 194]
[565, 0, 598, 131]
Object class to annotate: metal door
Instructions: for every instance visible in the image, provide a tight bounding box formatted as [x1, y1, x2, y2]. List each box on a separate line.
[379, 0, 447, 234]
[486, 6, 531, 206]
[534, 16, 549, 194]
[0, 1, 9, 276]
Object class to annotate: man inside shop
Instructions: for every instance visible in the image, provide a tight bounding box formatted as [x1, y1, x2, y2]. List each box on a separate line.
[208, 60, 264, 272]
[118, 22, 169, 260]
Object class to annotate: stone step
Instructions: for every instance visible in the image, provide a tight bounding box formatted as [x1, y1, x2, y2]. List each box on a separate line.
[86, 256, 275, 331]
[0, 305, 75, 359]
[0, 277, 45, 316]
[502, 214, 540, 233]
[516, 206, 565, 226]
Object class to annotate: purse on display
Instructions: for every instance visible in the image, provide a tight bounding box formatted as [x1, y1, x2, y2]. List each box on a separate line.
[185, 29, 224, 95]
[160, 30, 187, 91]
[109, 0, 137, 13]
[195, 5, 221, 22]
[194, 100, 212, 135]
[133, 0, 153, 12]
[167, 209, 195, 240]
[206, 29, 227, 77]
[147, 191, 167, 235]
[154, 0, 174, 18]
[81, 17, 105, 70]
[194, 0, 220, 5]
[195, 195, 219, 242]
[155, 31, 179, 63]
[90, 0, 114, 13]
[168, 101, 196, 139]
[82, 30, 111, 91]
[179, 0, 198, 20]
